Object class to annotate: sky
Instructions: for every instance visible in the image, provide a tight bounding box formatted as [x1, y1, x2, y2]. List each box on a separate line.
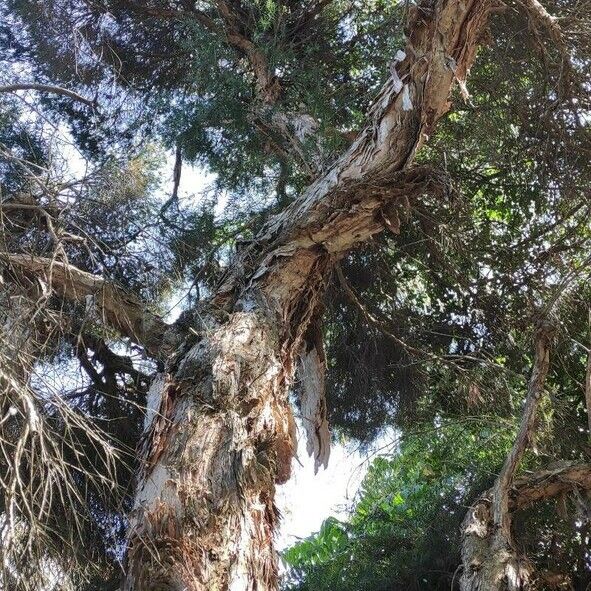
[276, 426, 388, 550]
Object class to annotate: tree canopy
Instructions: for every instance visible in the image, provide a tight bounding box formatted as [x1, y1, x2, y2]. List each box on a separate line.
[0, 0, 590, 589]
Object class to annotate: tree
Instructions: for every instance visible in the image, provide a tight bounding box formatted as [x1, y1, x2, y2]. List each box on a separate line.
[0, 0, 590, 590]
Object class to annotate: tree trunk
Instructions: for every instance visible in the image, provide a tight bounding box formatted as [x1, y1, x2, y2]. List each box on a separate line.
[460, 323, 554, 591]
[114, 1, 499, 588]
[123, 307, 296, 590]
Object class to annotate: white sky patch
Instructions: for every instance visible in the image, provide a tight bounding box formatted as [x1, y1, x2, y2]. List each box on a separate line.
[166, 153, 228, 217]
[276, 426, 398, 551]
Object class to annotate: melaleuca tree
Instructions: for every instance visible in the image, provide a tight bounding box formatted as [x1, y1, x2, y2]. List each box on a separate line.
[0, 1, 589, 591]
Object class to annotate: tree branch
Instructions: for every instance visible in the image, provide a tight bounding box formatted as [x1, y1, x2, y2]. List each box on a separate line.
[73, 331, 151, 387]
[492, 321, 555, 530]
[119, 0, 322, 173]
[1, 253, 170, 358]
[0, 84, 96, 108]
[121, 0, 220, 32]
[520, 0, 566, 47]
[511, 462, 591, 511]
[519, 0, 573, 98]
[220, 0, 502, 313]
[461, 322, 555, 591]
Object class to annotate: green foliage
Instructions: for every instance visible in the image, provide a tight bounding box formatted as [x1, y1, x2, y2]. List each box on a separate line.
[284, 418, 517, 590]
[4, 0, 405, 194]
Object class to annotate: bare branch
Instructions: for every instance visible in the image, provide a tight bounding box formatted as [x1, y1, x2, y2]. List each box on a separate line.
[0, 287, 119, 590]
[511, 462, 591, 511]
[0, 84, 97, 108]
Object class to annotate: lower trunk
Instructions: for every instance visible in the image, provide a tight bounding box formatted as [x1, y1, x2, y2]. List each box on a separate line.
[123, 310, 296, 591]
[460, 499, 533, 591]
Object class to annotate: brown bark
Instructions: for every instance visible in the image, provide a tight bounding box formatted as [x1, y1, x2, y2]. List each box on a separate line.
[460, 323, 555, 591]
[510, 462, 591, 511]
[124, 311, 296, 591]
[457, 461, 591, 591]
[1, 254, 170, 358]
[122, 2, 500, 589]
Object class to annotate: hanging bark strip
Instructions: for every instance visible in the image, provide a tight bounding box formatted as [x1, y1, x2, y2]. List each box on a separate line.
[460, 322, 555, 591]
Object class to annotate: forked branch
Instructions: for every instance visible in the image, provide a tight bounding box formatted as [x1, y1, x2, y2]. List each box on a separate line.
[460, 322, 555, 591]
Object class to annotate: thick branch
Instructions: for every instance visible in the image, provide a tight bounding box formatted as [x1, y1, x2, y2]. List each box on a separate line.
[460, 323, 554, 591]
[215, 0, 501, 314]
[511, 462, 591, 511]
[1, 254, 169, 358]
[520, 0, 566, 47]
[213, 1, 324, 173]
[492, 322, 554, 529]
[519, 0, 573, 97]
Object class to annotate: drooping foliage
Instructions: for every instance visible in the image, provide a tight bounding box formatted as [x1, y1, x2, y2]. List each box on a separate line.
[285, 275, 591, 589]
[0, 84, 175, 588]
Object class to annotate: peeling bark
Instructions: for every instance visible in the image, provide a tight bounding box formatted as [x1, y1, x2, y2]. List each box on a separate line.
[120, 1, 501, 588]
[510, 462, 591, 511]
[460, 323, 555, 591]
[124, 310, 296, 591]
[298, 334, 330, 473]
[1, 254, 170, 358]
[457, 461, 591, 591]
